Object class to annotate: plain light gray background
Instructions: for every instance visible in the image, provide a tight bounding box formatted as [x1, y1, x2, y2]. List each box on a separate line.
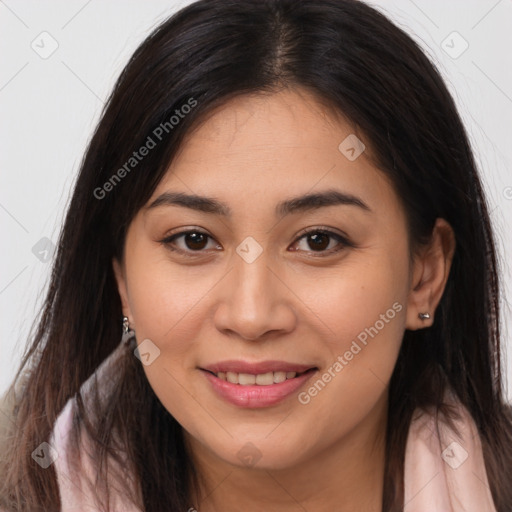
[1, 0, 511, 400]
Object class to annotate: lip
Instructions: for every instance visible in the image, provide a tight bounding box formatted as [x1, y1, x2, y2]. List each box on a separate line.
[200, 362, 318, 408]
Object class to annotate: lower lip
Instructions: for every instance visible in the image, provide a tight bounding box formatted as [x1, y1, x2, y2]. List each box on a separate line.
[202, 369, 317, 408]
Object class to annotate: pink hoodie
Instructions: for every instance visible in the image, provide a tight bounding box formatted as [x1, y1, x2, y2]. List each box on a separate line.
[48, 342, 497, 511]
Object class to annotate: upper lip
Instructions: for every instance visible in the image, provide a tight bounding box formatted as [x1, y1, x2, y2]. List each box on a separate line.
[201, 360, 317, 374]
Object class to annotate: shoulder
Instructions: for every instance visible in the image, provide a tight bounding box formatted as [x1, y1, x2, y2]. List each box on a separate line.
[49, 342, 143, 512]
[403, 392, 497, 511]
[50, 394, 100, 511]
[0, 365, 31, 453]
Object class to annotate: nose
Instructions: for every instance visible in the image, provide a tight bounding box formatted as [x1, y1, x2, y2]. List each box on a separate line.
[213, 250, 297, 341]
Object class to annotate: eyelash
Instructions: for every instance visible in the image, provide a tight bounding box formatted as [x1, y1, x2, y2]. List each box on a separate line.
[159, 226, 353, 258]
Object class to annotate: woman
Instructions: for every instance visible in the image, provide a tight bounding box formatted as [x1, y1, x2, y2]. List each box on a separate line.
[1, 0, 511, 510]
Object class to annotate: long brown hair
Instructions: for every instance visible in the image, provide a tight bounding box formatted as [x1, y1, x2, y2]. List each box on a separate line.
[1, 0, 511, 510]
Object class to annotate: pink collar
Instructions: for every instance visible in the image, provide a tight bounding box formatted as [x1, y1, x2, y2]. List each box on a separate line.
[403, 398, 496, 511]
[50, 346, 496, 511]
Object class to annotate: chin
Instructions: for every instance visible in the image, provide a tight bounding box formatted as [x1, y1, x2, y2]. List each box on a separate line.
[205, 433, 313, 471]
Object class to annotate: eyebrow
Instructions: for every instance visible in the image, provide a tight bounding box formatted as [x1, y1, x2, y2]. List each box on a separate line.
[146, 189, 371, 217]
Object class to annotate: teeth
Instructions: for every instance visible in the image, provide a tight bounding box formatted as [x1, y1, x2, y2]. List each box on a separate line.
[239, 373, 256, 385]
[226, 372, 239, 384]
[256, 372, 274, 385]
[273, 371, 287, 383]
[216, 370, 300, 385]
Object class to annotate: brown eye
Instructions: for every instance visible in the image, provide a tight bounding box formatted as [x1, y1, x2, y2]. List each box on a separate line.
[305, 232, 330, 251]
[291, 228, 352, 255]
[161, 230, 221, 255]
[183, 232, 208, 250]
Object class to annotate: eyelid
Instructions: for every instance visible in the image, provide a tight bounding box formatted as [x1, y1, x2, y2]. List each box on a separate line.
[293, 225, 351, 243]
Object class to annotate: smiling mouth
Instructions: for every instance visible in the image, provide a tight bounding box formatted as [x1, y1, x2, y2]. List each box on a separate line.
[201, 364, 319, 408]
[202, 368, 317, 386]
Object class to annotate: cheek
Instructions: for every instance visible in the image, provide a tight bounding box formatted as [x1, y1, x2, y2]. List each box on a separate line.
[299, 248, 409, 423]
[126, 249, 214, 352]
[123, 247, 247, 425]
[308, 247, 409, 350]
[125, 262, 208, 428]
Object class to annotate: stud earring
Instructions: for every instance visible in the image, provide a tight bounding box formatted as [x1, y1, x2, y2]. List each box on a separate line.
[122, 316, 136, 346]
[418, 312, 431, 320]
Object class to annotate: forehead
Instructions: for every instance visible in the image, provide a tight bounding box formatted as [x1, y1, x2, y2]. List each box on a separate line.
[181, 88, 351, 154]
[147, 87, 400, 222]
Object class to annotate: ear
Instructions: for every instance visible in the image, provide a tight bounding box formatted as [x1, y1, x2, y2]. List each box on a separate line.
[112, 257, 134, 327]
[406, 218, 456, 330]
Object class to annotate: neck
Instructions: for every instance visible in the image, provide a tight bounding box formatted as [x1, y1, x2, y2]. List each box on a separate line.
[186, 393, 387, 512]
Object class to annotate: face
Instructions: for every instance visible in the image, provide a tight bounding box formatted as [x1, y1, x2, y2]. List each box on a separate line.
[113, 87, 443, 472]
